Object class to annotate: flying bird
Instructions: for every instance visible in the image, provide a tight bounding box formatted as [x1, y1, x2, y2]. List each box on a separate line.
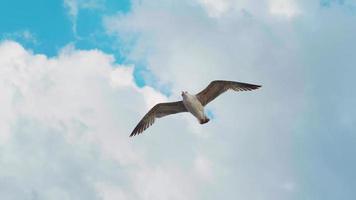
[130, 80, 261, 137]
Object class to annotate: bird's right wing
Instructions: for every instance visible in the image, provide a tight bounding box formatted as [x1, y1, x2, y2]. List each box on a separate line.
[196, 80, 261, 106]
[130, 101, 187, 137]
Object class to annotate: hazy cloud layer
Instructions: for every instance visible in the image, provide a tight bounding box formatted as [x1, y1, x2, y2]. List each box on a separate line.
[104, 0, 356, 199]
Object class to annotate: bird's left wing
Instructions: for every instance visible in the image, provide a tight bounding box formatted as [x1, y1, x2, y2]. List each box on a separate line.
[196, 80, 261, 106]
[130, 101, 187, 137]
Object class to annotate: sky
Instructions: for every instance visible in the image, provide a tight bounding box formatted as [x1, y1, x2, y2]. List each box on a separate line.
[0, 0, 355, 199]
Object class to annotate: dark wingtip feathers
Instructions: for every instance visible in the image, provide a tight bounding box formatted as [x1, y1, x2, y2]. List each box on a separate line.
[252, 84, 262, 90]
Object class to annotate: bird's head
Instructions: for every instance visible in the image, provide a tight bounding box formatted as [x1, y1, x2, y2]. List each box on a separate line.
[181, 91, 188, 97]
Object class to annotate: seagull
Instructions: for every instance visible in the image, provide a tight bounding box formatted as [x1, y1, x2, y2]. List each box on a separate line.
[130, 80, 261, 137]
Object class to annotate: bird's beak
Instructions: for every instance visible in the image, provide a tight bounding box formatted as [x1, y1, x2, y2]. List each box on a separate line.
[181, 91, 184, 96]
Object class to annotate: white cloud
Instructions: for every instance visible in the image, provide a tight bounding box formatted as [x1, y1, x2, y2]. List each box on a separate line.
[96, 182, 129, 200]
[63, 0, 105, 36]
[197, 0, 231, 17]
[110, 66, 135, 88]
[64, 0, 104, 17]
[110, 66, 167, 110]
[194, 154, 213, 181]
[1, 30, 38, 45]
[0, 40, 210, 199]
[194, 0, 301, 19]
[280, 181, 296, 192]
[269, 0, 301, 18]
[104, 0, 303, 199]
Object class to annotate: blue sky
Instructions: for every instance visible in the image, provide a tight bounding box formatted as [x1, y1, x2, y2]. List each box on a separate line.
[0, 0, 356, 200]
[0, 0, 161, 90]
[0, 0, 129, 56]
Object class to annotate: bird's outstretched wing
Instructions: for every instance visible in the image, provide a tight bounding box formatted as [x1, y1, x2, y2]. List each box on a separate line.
[130, 101, 187, 137]
[196, 80, 261, 106]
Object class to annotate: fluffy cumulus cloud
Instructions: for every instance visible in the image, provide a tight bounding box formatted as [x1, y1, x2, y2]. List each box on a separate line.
[0, 41, 214, 200]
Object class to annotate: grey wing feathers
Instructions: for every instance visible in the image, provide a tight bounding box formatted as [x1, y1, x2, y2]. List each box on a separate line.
[196, 80, 261, 106]
[130, 101, 187, 137]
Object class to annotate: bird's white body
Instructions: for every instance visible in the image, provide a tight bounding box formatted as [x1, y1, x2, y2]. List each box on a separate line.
[182, 92, 209, 124]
